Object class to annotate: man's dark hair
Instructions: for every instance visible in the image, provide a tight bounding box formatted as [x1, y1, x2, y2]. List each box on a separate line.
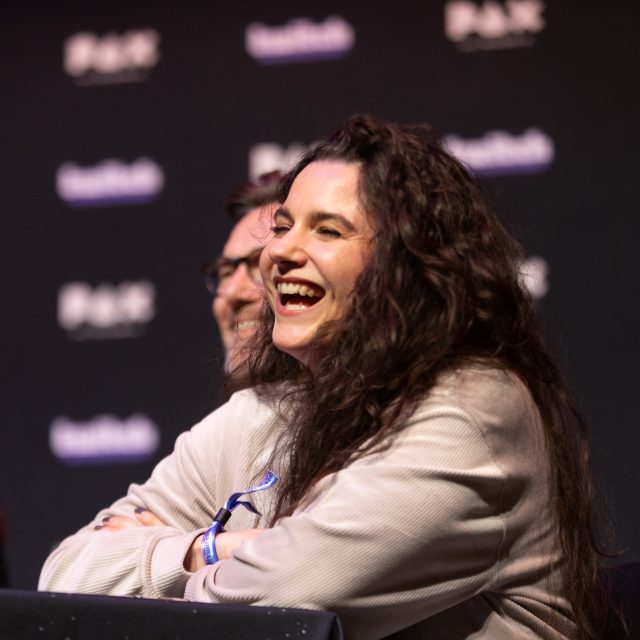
[224, 171, 283, 221]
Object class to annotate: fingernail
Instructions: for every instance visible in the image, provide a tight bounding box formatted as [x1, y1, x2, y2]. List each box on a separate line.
[102, 516, 111, 523]
[134, 507, 146, 514]
[94, 525, 103, 531]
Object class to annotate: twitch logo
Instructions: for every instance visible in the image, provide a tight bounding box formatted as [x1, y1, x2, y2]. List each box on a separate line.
[64, 28, 160, 85]
[56, 158, 164, 207]
[248, 141, 310, 180]
[444, 129, 554, 177]
[50, 414, 160, 465]
[58, 281, 156, 340]
[445, 0, 545, 51]
[246, 16, 355, 64]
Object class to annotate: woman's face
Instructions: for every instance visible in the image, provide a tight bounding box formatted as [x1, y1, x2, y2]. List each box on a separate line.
[260, 160, 374, 366]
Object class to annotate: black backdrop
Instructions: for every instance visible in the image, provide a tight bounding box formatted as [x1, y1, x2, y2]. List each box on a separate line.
[1, 1, 639, 589]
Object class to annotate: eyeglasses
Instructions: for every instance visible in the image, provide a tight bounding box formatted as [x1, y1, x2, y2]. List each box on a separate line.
[200, 247, 263, 295]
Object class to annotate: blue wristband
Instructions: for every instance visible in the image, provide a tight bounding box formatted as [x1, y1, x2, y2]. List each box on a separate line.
[202, 521, 223, 565]
[201, 470, 279, 566]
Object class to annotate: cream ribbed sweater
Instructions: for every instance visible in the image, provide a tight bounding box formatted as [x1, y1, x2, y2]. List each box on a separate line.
[39, 367, 575, 639]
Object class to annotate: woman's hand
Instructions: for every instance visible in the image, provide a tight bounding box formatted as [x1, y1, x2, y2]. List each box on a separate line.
[216, 528, 267, 560]
[95, 510, 267, 574]
[95, 508, 166, 531]
[184, 528, 267, 573]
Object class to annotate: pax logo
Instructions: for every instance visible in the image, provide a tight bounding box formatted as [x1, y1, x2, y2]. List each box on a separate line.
[58, 281, 156, 340]
[444, 129, 554, 177]
[56, 158, 164, 207]
[246, 16, 355, 64]
[445, 0, 545, 51]
[248, 142, 311, 180]
[50, 414, 160, 465]
[64, 28, 160, 85]
[520, 256, 549, 299]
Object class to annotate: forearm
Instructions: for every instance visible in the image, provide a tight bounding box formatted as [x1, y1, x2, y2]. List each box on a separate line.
[38, 438, 212, 597]
[39, 515, 203, 597]
[38, 390, 278, 597]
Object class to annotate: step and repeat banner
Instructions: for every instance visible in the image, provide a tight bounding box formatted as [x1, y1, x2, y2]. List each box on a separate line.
[1, 1, 638, 588]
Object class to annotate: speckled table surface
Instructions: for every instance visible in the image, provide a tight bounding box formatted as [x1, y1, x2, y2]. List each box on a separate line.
[0, 589, 344, 640]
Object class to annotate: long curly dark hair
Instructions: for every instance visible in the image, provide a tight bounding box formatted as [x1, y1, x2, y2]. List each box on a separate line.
[248, 114, 610, 639]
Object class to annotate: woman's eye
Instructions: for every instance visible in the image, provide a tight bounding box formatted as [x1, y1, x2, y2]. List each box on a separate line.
[318, 227, 341, 237]
[271, 225, 290, 236]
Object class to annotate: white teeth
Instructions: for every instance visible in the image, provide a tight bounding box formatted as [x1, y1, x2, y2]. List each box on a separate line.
[276, 282, 319, 297]
[284, 302, 308, 311]
[237, 320, 259, 331]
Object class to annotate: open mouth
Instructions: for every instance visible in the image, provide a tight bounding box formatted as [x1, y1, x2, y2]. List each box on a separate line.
[276, 281, 325, 311]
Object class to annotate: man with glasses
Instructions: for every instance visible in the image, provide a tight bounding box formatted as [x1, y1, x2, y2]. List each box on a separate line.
[201, 172, 282, 387]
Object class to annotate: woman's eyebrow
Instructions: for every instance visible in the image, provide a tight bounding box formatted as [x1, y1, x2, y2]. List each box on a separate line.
[273, 206, 293, 222]
[275, 207, 357, 232]
[309, 212, 356, 231]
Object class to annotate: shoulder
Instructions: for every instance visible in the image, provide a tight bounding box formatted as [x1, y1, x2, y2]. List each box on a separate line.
[167, 387, 283, 501]
[215, 386, 277, 422]
[406, 365, 544, 471]
[175, 387, 281, 461]
[424, 365, 535, 419]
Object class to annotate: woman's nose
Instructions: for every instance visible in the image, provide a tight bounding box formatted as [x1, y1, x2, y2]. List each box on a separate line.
[268, 231, 307, 270]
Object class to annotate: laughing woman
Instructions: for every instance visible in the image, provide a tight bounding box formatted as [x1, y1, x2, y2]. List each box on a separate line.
[40, 115, 606, 639]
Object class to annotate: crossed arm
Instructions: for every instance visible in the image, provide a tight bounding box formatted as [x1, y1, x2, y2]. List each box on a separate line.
[98, 509, 265, 572]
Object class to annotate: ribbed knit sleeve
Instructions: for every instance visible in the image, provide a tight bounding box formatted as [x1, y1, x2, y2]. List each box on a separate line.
[38, 389, 276, 597]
